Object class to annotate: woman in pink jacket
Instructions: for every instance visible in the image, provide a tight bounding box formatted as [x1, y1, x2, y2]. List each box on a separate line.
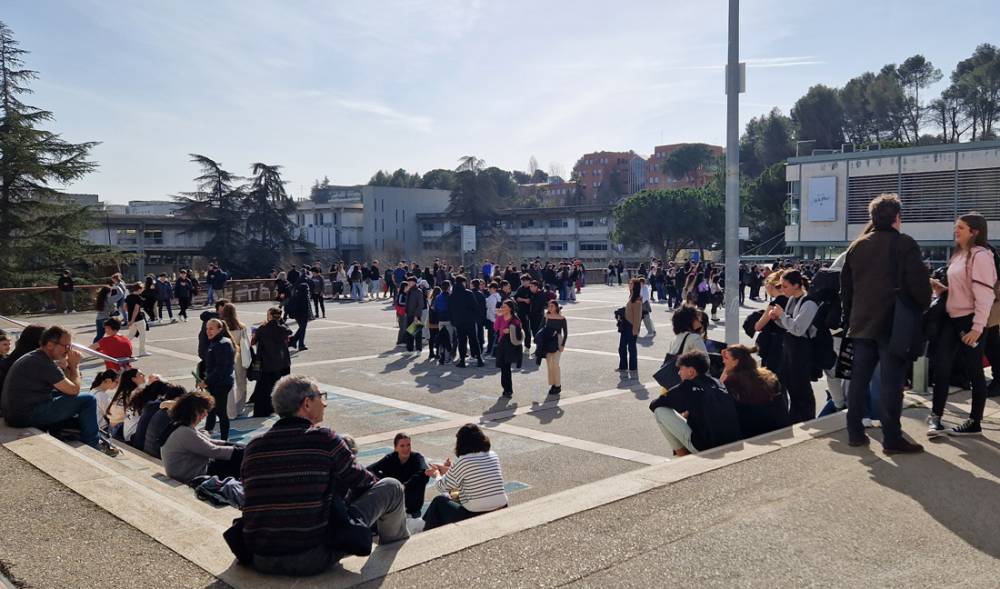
[928, 212, 998, 437]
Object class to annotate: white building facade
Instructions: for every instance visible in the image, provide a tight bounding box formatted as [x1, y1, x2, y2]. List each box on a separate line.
[786, 140, 1000, 262]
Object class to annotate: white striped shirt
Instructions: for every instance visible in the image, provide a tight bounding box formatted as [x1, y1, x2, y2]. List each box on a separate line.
[435, 450, 508, 512]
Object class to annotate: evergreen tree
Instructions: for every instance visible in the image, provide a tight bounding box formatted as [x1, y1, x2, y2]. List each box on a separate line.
[244, 162, 299, 276]
[174, 154, 245, 272]
[0, 21, 103, 286]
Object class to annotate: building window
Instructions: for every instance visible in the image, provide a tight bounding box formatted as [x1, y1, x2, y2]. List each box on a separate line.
[579, 242, 609, 251]
[520, 219, 535, 228]
[116, 228, 137, 245]
[317, 212, 324, 225]
[548, 219, 568, 228]
[143, 229, 163, 245]
[549, 241, 568, 251]
[579, 219, 595, 227]
[787, 180, 801, 226]
[525, 241, 545, 250]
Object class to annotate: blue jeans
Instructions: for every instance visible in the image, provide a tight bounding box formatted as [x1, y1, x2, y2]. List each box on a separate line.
[351, 282, 363, 300]
[93, 318, 105, 343]
[30, 392, 100, 448]
[206, 285, 215, 305]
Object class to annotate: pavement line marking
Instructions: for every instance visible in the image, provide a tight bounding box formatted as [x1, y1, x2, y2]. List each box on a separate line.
[312, 318, 398, 332]
[321, 384, 465, 421]
[145, 344, 200, 363]
[560, 316, 619, 323]
[562, 347, 662, 362]
[487, 422, 669, 465]
[354, 382, 660, 446]
[294, 351, 410, 369]
[571, 328, 625, 337]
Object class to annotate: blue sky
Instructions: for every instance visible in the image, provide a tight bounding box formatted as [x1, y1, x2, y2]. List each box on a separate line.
[6, 0, 999, 203]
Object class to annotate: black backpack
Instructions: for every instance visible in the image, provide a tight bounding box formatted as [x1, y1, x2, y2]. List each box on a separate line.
[614, 307, 630, 334]
[809, 268, 844, 330]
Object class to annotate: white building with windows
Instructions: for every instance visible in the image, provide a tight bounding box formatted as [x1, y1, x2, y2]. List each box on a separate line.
[786, 140, 1000, 261]
[361, 185, 451, 261]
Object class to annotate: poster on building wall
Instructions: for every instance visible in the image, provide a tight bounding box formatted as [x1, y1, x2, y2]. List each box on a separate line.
[807, 176, 837, 222]
[461, 225, 476, 252]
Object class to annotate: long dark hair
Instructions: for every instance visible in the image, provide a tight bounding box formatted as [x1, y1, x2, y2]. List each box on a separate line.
[90, 369, 119, 390]
[723, 344, 779, 403]
[455, 423, 491, 456]
[95, 286, 110, 311]
[107, 368, 141, 417]
[781, 270, 810, 292]
[629, 279, 641, 303]
[954, 212, 989, 261]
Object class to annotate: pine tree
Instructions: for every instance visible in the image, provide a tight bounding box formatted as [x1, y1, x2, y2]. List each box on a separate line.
[0, 21, 102, 286]
[243, 162, 299, 275]
[174, 154, 245, 273]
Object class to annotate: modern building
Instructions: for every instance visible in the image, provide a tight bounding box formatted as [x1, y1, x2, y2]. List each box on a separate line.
[573, 151, 636, 201]
[516, 180, 579, 207]
[785, 140, 1000, 261]
[361, 185, 452, 262]
[417, 204, 650, 264]
[289, 197, 364, 261]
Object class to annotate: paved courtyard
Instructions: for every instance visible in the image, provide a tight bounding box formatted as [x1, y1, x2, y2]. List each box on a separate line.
[9, 285, 830, 510]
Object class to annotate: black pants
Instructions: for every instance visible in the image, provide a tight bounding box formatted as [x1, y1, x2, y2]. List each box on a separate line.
[312, 296, 325, 318]
[207, 446, 245, 479]
[291, 315, 309, 349]
[456, 324, 481, 361]
[178, 296, 191, 319]
[847, 338, 907, 442]
[251, 371, 282, 417]
[422, 495, 478, 531]
[932, 314, 988, 421]
[486, 325, 496, 355]
[204, 386, 231, 441]
[157, 299, 173, 319]
[984, 325, 1000, 382]
[404, 475, 429, 516]
[617, 331, 637, 371]
[517, 312, 532, 347]
[781, 334, 816, 424]
[406, 316, 423, 352]
[499, 361, 513, 393]
[739, 284, 745, 304]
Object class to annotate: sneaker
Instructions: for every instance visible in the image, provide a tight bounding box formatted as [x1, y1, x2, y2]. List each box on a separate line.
[926, 414, 947, 438]
[99, 440, 122, 457]
[549, 386, 561, 396]
[848, 435, 870, 448]
[948, 419, 982, 436]
[477, 359, 484, 367]
[883, 438, 924, 454]
[456, 361, 467, 368]
[500, 391, 513, 398]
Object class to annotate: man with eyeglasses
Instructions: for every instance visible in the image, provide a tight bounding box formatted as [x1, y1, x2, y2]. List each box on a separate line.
[237, 375, 408, 576]
[0, 325, 102, 451]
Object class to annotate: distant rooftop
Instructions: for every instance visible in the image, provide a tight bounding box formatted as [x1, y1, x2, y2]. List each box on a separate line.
[787, 139, 1000, 165]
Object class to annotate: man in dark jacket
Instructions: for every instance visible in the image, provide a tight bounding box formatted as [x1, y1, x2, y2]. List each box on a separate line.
[528, 280, 547, 339]
[57, 269, 75, 313]
[513, 275, 533, 350]
[404, 278, 425, 352]
[649, 350, 740, 456]
[470, 278, 488, 358]
[251, 307, 293, 417]
[287, 265, 300, 286]
[841, 193, 931, 453]
[288, 281, 312, 351]
[449, 277, 483, 367]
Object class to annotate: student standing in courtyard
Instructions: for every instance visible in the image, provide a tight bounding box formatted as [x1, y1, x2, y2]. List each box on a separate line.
[927, 212, 998, 437]
[617, 279, 643, 379]
[57, 269, 75, 313]
[124, 282, 148, 357]
[494, 300, 523, 398]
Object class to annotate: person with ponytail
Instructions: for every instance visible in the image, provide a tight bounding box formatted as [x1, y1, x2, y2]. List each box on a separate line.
[767, 270, 818, 423]
[89, 369, 120, 432]
[927, 212, 998, 437]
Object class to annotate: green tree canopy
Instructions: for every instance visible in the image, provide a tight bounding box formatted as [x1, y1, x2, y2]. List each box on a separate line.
[740, 108, 795, 177]
[174, 154, 245, 272]
[447, 161, 500, 225]
[420, 168, 457, 190]
[612, 187, 722, 260]
[663, 143, 714, 182]
[898, 54, 943, 142]
[243, 162, 300, 275]
[791, 84, 845, 150]
[0, 21, 106, 286]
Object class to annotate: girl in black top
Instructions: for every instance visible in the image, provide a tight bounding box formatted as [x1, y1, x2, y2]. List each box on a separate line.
[752, 270, 788, 373]
[141, 275, 158, 322]
[542, 301, 568, 396]
[367, 433, 430, 518]
[125, 283, 148, 356]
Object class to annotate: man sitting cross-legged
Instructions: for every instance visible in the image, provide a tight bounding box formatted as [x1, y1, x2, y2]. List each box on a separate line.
[236, 375, 408, 576]
[649, 350, 742, 456]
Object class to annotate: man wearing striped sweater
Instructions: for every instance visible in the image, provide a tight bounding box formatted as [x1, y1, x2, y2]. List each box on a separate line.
[240, 375, 408, 576]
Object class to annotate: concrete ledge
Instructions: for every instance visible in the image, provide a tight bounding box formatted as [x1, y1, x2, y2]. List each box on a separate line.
[3, 405, 860, 588]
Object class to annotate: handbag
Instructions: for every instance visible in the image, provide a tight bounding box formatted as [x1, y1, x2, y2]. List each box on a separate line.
[653, 333, 690, 390]
[246, 350, 261, 382]
[887, 234, 927, 361]
[508, 321, 524, 346]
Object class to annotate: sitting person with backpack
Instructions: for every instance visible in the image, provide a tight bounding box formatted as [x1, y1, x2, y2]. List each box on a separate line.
[649, 350, 741, 456]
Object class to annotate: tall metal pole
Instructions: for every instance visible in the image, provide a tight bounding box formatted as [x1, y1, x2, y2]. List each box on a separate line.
[724, 0, 741, 344]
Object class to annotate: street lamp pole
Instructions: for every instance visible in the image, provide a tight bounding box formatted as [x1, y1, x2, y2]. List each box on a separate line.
[724, 0, 742, 344]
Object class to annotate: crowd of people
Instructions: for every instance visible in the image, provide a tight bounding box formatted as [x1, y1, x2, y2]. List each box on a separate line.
[2, 191, 999, 577]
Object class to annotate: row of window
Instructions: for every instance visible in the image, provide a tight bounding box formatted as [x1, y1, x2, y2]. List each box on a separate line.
[421, 240, 610, 253]
[116, 228, 163, 245]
